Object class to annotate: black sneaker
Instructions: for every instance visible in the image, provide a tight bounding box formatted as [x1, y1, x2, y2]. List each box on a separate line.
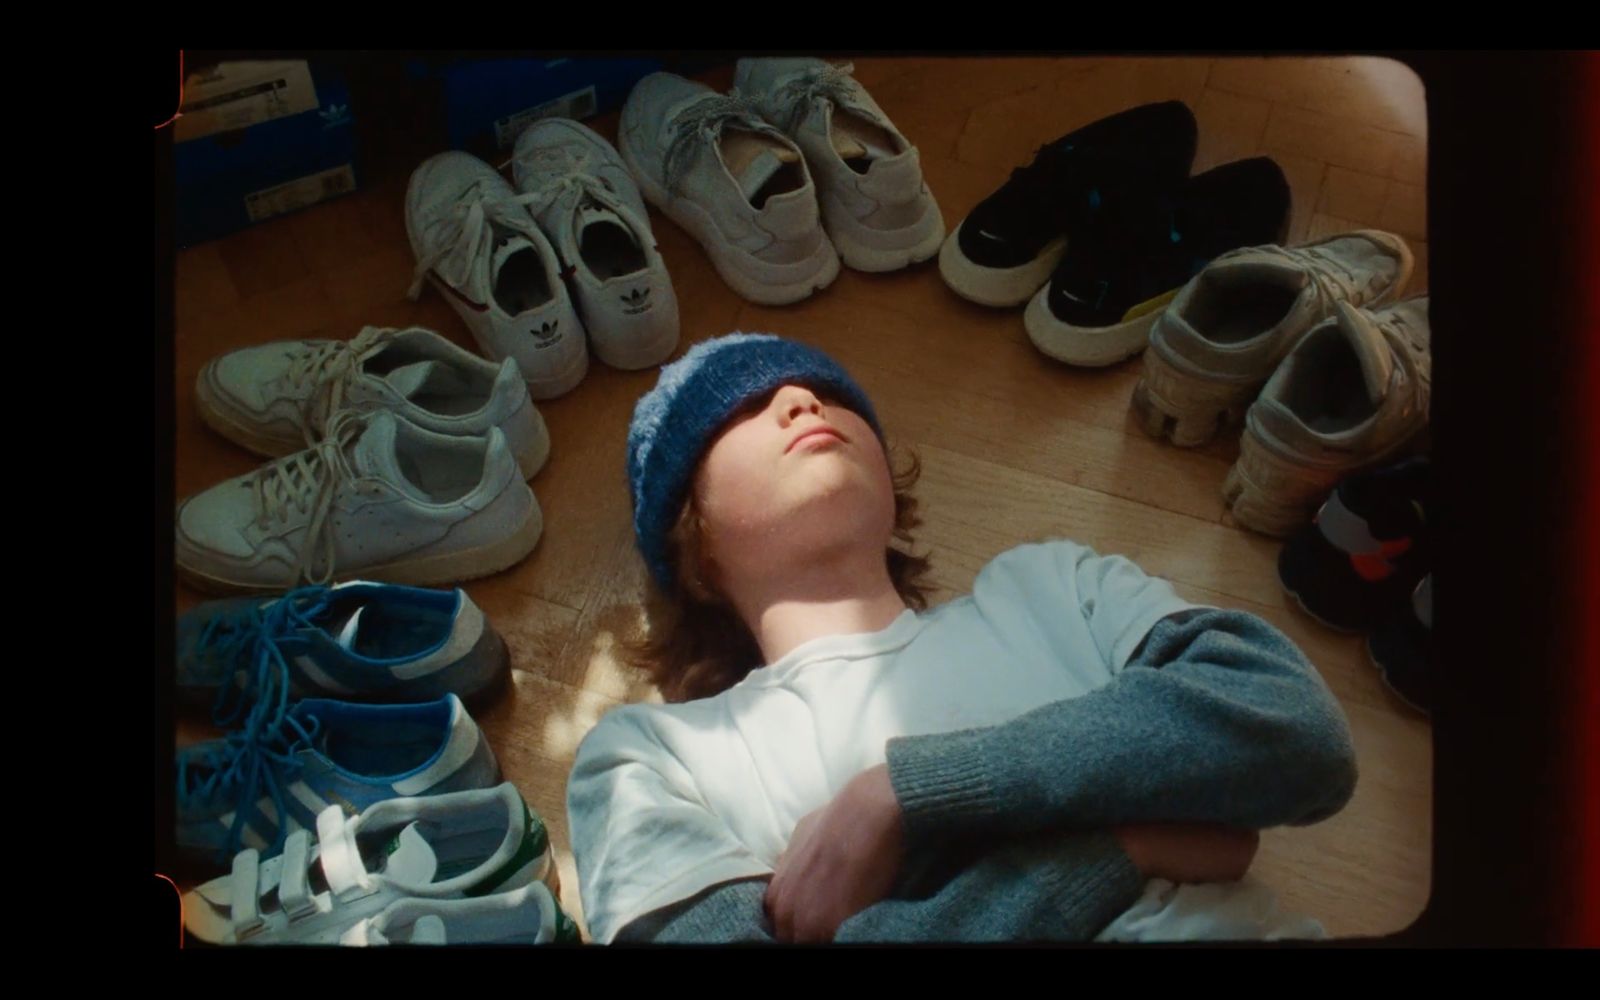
[1024, 156, 1291, 367]
[1368, 573, 1432, 715]
[1278, 456, 1432, 634]
[938, 101, 1197, 308]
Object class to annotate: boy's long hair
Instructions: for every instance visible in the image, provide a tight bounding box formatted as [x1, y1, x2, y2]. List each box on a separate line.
[619, 442, 935, 703]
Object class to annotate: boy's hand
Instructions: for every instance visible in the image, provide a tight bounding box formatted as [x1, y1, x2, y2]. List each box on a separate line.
[766, 763, 905, 943]
[1114, 823, 1261, 884]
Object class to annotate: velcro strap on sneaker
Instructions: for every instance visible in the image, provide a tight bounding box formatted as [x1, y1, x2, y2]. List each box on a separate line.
[316, 805, 373, 899]
[230, 849, 265, 939]
[279, 830, 317, 920]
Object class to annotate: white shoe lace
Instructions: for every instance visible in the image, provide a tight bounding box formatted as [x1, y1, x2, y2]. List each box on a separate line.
[250, 410, 371, 585]
[282, 326, 399, 448]
[1375, 298, 1432, 401]
[662, 91, 788, 196]
[770, 61, 868, 134]
[406, 179, 546, 302]
[515, 162, 650, 243]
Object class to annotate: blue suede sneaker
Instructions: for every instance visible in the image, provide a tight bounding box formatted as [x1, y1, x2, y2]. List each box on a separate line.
[177, 582, 511, 720]
[176, 694, 502, 869]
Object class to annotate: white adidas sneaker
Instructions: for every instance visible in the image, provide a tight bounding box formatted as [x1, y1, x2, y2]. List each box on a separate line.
[406, 152, 588, 400]
[513, 118, 679, 371]
[183, 783, 560, 946]
[176, 410, 541, 593]
[735, 58, 944, 273]
[338, 883, 581, 946]
[196, 325, 551, 479]
[618, 72, 839, 305]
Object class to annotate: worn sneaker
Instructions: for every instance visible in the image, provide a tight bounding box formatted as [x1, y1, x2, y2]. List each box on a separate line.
[618, 72, 840, 305]
[177, 582, 511, 718]
[512, 118, 679, 371]
[195, 325, 551, 479]
[176, 694, 501, 868]
[1278, 457, 1432, 633]
[339, 883, 582, 946]
[1135, 231, 1415, 447]
[1367, 573, 1433, 715]
[406, 151, 589, 400]
[1025, 157, 1291, 368]
[183, 782, 558, 945]
[939, 101, 1198, 307]
[175, 410, 541, 594]
[1225, 297, 1431, 537]
[735, 58, 944, 273]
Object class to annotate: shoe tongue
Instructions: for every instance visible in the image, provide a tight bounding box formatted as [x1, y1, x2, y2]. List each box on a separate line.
[333, 606, 365, 650]
[381, 361, 441, 401]
[1333, 301, 1395, 404]
[381, 822, 440, 887]
[578, 202, 634, 242]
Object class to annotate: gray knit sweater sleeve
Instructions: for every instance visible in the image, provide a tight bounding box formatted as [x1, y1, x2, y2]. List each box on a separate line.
[616, 831, 1142, 944]
[885, 607, 1359, 848]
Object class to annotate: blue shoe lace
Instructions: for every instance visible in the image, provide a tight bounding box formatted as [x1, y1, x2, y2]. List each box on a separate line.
[176, 686, 326, 863]
[191, 586, 336, 727]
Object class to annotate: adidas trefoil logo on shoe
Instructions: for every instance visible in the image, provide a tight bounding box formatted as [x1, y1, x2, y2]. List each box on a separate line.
[533, 320, 560, 345]
[621, 288, 652, 315]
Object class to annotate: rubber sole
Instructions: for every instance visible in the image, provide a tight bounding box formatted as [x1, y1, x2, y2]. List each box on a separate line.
[1130, 346, 1263, 449]
[937, 222, 1064, 308]
[1023, 288, 1162, 367]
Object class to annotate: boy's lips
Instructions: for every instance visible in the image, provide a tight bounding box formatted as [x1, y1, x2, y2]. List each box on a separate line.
[786, 427, 846, 453]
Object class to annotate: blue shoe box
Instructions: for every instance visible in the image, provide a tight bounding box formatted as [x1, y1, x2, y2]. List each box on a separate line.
[173, 60, 359, 248]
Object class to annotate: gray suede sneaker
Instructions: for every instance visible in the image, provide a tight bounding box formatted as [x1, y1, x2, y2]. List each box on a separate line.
[618, 72, 839, 305]
[1135, 230, 1414, 447]
[1225, 296, 1431, 537]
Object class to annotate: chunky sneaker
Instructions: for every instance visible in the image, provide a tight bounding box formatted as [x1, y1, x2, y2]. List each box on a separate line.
[183, 783, 559, 945]
[195, 325, 550, 479]
[618, 72, 839, 305]
[338, 883, 582, 946]
[175, 410, 541, 594]
[1367, 573, 1433, 715]
[735, 58, 944, 273]
[176, 694, 501, 868]
[512, 118, 680, 371]
[1136, 231, 1415, 447]
[1226, 297, 1431, 537]
[177, 582, 511, 717]
[406, 152, 588, 400]
[1025, 157, 1291, 368]
[1278, 457, 1432, 633]
[939, 101, 1198, 307]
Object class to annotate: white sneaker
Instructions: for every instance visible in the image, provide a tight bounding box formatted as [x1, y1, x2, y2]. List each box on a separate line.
[183, 783, 559, 946]
[176, 410, 541, 593]
[1226, 297, 1432, 536]
[618, 72, 839, 305]
[512, 118, 679, 371]
[1136, 230, 1414, 447]
[338, 883, 581, 946]
[195, 325, 551, 479]
[406, 152, 588, 400]
[735, 58, 944, 273]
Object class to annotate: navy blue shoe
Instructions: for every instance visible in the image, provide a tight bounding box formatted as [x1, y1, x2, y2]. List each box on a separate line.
[177, 582, 510, 721]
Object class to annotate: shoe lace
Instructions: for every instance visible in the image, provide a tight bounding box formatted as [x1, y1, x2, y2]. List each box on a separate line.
[177, 694, 324, 863]
[249, 410, 370, 586]
[281, 327, 398, 449]
[662, 91, 788, 196]
[1279, 241, 1387, 313]
[192, 585, 335, 728]
[770, 61, 867, 134]
[406, 178, 543, 302]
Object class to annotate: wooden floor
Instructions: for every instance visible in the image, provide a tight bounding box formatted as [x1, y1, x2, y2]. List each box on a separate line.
[172, 56, 1433, 940]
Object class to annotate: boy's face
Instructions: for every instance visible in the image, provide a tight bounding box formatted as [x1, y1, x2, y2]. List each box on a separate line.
[691, 383, 895, 589]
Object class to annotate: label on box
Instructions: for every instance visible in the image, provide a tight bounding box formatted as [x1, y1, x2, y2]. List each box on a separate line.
[492, 85, 599, 149]
[177, 61, 320, 143]
[243, 164, 356, 222]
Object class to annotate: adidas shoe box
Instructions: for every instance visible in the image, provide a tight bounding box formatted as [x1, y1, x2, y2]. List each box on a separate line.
[173, 60, 359, 247]
[414, 57, 664, 154]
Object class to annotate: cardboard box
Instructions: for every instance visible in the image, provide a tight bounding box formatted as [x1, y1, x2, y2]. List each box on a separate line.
[173, 60, 358, 247]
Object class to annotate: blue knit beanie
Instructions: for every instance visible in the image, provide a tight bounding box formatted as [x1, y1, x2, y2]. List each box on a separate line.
[627, 333, 884, 593]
